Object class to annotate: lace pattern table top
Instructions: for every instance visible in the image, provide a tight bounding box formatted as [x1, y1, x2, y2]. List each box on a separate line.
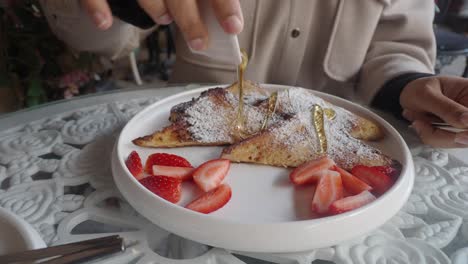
[0, 85, 467, 264]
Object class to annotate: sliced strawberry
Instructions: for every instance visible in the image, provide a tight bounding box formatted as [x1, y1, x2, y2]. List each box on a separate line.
[373, 165, 399, 179]
[193, 159, 231, 192]
[145, 153, 192, 173]
[125, 151, 144, 180]
[351, 165, 394, 195]
[329, 191, 376, 215]
[333, 166, 372, 195]
[311, 170, 343, 214]
[290, 157, 335, 185]
[186, 184, 232, 214]
[139, 175, 182, 203]
[152, 165, 194, 181]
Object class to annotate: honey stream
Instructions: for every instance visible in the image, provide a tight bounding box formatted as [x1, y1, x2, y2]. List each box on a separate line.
[233, 51, 249, 139]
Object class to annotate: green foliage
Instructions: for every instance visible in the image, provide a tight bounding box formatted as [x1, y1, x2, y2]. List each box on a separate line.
[1, 0, 100, 109]
[26, 77, 46, 107]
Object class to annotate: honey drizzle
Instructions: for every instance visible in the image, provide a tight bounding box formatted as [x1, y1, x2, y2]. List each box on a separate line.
[312, 105, 328, 154]
[233, 51, 249, 139]
[324, 108, 336, 120]
[261, 91, 278, 130]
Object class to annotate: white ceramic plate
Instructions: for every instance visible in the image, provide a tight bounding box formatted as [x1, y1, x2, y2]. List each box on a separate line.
[112, 84, 414, 253]
[0, 207, 46, 256]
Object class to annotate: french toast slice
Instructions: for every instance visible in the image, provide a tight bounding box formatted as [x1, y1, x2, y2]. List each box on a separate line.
[169, 81, 269, 123]
[221, 111, 392, 171]
[270, 88, 384, 141]
[221, 89, 390, 169]
[133, 82, 283, 148]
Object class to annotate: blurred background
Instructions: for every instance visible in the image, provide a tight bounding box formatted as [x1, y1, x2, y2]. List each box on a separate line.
[1, 0, 468, 114]
[0, 0, 173, 114]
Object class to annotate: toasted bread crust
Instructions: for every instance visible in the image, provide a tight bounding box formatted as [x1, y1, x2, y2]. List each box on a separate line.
[132, 122, 232, 148]
[221, 115, 392, 170]
[133, 122, 194, 148]
[349, 118, 384, 141]
[221, 124, 320, 168]
[170, 81, 268, 123]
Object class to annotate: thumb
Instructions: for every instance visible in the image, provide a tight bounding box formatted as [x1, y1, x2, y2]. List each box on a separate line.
[413, 78, 468, 128]
[81, 0, 113, 30]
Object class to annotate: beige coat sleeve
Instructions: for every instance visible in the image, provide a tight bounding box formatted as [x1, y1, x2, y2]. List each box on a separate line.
[39, 0, 150, 60]
[356, 0, 436, 103]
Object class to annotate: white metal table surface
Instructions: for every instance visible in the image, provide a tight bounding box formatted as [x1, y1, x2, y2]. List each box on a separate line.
[0, 85, 468, 264]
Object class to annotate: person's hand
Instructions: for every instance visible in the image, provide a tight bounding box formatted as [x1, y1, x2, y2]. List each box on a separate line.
[400, 75, 468, 147]
[80, 0, 243, 51]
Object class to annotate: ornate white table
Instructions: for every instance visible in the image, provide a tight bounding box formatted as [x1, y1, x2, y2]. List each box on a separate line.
[1, 85, 468, 264]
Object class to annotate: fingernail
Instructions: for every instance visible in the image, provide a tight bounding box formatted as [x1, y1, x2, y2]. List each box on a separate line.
[461, 112, 468, 126]
[223, 15, 242, 34]
[156, 14, 173, 25]
[412, 121, 421, 134]
[455, 134, 468, 145]
[189, 38, 205, 51]
[93, 12, 110, 30]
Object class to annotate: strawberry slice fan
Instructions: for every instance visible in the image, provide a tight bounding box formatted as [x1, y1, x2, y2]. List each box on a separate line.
[186, 184, 232, 214]
[193, 159, 231, 192]
[145, 153, 193, 173]
[125, 151, 143, 179]
[125, 152, 232, 214]
[289, 157, 397, 216]
[139, 176, 182, 203]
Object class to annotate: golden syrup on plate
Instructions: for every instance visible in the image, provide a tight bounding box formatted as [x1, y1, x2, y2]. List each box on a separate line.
[324, 108, 336, 120]
[261, 91, 278, 131]
[312, 105, 328, 154]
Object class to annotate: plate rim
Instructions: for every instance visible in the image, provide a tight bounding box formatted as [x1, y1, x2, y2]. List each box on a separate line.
[113, 83, 414, 251]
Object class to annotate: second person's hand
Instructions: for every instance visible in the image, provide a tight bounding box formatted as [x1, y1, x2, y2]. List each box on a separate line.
[80, 0, 244, 51]
[400, 76, 468, 148]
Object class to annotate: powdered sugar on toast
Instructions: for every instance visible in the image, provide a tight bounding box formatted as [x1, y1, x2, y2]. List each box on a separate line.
[183, 89, 280, 143]
[174, 86, 388, 169]
[270, 88, 387, 169]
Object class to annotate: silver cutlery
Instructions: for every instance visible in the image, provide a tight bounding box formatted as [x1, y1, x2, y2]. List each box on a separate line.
[432, 122, 468, 133]
[0, 235, 125, 264]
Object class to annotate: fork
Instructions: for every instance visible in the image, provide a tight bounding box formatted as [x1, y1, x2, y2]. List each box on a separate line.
[431, 122, 468, 133]
[0, 235, 125, 264]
